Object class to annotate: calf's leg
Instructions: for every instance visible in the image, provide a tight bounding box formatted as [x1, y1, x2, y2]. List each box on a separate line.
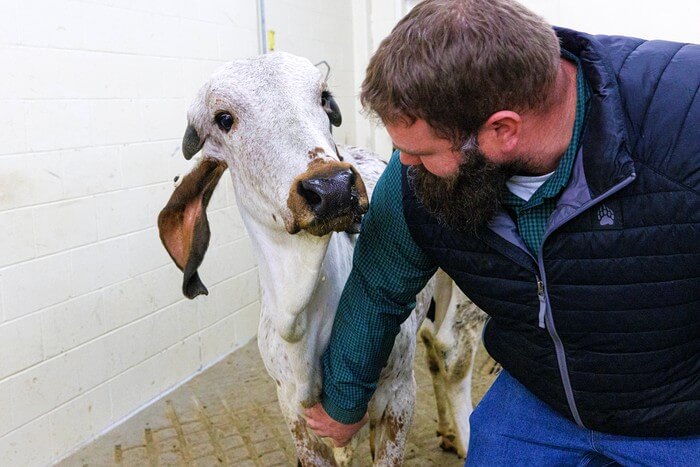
[368, 374, 416, 466]
[422, 280, 486, 458]
[276, 393, 338, 467]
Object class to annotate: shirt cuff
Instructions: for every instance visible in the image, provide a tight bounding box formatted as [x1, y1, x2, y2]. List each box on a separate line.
[321, 396, 367, 424]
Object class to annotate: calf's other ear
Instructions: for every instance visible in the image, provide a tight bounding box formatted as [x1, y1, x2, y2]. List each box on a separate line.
[322, 92, 342, 127]
[158, 158, 228, 299]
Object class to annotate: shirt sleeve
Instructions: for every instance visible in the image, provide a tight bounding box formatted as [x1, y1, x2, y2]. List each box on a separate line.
[320, 151, 437, 424]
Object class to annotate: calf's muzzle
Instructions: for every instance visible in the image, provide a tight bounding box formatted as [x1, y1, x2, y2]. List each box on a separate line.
[287, 159, 369, 236]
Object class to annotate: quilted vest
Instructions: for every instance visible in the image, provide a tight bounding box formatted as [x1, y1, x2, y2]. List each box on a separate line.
[402, 28, 699, 437]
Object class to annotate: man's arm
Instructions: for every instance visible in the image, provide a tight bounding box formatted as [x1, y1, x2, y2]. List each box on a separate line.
[312, 152, 437, 432]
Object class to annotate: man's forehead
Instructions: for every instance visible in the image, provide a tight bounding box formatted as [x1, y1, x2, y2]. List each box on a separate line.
[386, 118, 448, 150]
[387, 118, 426, 138]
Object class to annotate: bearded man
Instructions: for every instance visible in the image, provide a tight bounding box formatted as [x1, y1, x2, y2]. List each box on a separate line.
[305, 0, 700, 464]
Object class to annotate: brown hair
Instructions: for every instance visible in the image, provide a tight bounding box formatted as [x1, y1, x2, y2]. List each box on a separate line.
[361, 0, 560, 146]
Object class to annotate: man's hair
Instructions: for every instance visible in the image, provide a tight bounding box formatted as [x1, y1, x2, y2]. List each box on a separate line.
[361, 0, 560, 146]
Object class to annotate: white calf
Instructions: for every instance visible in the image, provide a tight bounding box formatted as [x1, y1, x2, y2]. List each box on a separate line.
[158, 52, 419, 465]
[158, 52, 489, 464]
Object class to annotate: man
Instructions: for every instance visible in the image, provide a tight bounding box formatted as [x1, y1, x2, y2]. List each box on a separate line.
[305, 0, 699, 464]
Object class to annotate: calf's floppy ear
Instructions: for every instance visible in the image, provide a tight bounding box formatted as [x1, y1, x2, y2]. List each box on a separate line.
[158, 158, 228, 299]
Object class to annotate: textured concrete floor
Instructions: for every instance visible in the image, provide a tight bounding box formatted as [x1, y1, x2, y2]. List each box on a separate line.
[59, 338, 497, 466]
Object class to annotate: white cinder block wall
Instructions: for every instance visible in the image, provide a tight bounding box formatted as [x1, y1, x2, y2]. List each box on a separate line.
[0, 1, 260, 464]
[265, 0, 357, 146]
[0, 0, 357, 465]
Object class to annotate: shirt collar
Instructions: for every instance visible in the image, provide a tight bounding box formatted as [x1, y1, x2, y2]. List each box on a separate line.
[502, 52, 590, 209]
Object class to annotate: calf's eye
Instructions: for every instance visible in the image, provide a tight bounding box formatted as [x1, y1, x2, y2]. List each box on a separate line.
[215, 112, 234, 132]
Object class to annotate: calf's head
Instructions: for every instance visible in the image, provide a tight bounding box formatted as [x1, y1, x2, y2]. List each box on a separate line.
[158, 52, 368, 298]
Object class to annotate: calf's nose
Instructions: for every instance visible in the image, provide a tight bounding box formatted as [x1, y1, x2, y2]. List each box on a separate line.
[298, 169, 356, 219]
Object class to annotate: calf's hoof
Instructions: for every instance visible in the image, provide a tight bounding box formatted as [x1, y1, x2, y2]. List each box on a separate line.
[438, 434, 466, 459]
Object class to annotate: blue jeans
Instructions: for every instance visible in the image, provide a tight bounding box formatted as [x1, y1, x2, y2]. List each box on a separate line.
[466, 371, 699, 466]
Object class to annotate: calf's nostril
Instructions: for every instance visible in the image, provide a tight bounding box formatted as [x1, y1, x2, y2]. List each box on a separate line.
[298, 180, 324, 209]
[298, 169, 356, 218]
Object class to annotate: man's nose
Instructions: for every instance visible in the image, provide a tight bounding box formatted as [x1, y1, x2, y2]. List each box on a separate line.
[399, 152, 422, 166]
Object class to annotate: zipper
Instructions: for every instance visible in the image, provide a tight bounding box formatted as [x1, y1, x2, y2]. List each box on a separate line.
[485, 169, 636, 429]
[536, 276, 546, 329]
[535, 173, 637, 429]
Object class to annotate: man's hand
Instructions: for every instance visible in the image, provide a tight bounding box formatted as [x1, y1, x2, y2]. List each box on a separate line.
[304, 403, 368, 447]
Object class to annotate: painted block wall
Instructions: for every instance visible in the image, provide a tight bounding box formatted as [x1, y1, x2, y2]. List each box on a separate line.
[264, 0, 357, 147]
[0, 0, 359, 463]
[0, 1, 254, 465]
[350, 0, 404, 160]
[521, 0, 700, 44]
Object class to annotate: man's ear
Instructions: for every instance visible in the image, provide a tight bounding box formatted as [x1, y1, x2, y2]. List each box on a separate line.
[478, 111, 522, 159]
[157, 158, 228, 299]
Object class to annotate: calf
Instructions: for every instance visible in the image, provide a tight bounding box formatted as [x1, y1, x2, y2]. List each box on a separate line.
[158, 52, 487, 465]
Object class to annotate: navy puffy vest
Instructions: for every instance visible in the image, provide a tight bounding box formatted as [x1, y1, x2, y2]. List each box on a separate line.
[402, 28, 699, 437]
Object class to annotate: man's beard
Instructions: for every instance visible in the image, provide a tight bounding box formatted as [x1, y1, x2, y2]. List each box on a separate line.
[407, 138, 523, 234]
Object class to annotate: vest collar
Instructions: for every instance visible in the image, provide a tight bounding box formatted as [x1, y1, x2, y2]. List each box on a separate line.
[555, 27, 636, 197]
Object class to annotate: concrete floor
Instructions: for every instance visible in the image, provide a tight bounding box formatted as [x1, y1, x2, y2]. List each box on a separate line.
[59, 338, 498, 466]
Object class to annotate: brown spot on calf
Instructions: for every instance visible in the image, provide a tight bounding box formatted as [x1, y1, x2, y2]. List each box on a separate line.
[308, 147, 325, 159]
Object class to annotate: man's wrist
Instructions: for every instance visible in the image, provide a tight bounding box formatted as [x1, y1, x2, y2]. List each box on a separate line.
[321, 396, 367, 425]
